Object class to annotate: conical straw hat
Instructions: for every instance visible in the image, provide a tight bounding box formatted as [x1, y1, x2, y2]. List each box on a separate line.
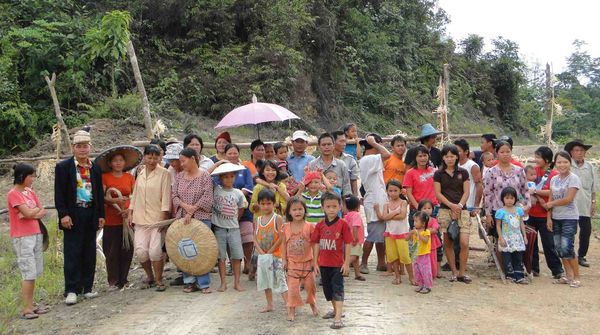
[165, 218, 218, 276]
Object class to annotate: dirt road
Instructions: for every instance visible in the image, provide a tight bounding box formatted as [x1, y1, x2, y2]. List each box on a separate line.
[14, 231, 600, 335]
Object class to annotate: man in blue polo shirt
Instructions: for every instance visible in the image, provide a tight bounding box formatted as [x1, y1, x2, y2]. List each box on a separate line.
[287, 130, 315, 182]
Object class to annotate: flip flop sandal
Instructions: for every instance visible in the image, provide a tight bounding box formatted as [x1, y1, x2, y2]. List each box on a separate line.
[122, 282, 135, 290]
[330, 321, 344, 329]
[569, 280, 581, 288]
[140, 280, 155, 289]
[354, 276, 366, 281]
[419, 288, 431, 294]
[322, 311, 345, 319]
[20, 312, 39, 320]
[449, 275, 457, 282]
[457, 276, 472, 284]
[33, 306, 50, 314]
[553, 277, 569, 285]
[183, 284, 200, 293]
[201, 288, 213, 294]
[155, 283, 167, 292]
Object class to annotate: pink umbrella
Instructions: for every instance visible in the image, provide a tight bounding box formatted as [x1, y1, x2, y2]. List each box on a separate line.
[215, 95, 300, 138]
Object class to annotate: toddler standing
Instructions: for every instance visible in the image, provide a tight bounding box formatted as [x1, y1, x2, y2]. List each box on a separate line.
[281, 197, 319, 321]
[495, 187, 528, 284]
[409, 211, 433, 294]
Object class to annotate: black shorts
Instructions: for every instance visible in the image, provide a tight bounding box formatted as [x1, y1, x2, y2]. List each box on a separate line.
[320, 266, 344, 301]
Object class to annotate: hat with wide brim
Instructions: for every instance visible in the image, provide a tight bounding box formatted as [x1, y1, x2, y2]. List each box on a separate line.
[418, 123, 443, 140]
[564, 139, 592, 153]
[94, 145, 143, 173]
[165, 218, 218, 276]
[210, 162, 246, 176]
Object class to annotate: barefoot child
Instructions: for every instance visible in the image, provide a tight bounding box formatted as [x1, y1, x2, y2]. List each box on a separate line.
[311, 192, 352, 329]
[343, 196, 366, 281]
[409, 211, 433, 294]
[418, 199, 442, 279]
[374, 180, 413, 285]
[281, 197, 319, 321]
[211, 164, 248, 292]
[254, 189, 288, 312]
[495, 187, 528, 284]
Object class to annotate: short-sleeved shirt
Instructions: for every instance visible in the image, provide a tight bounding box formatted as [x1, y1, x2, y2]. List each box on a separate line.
[7, 188, 42, 238]
[413, 229, 431, 256]
[404, 146, 442, 168]
[433, 168, 470, 209]
[383, 154, 406, 184]
[102, 172, 135, 226]
[403, 167, 438, 209]
[529, 167, 558, 218]
[212, 186, 248, 229]
[310, 217, 353, 267]
[287, 152, 315, 182]
[302, 191, 325, 224]
[495, 207, 526, 252]
[359, 154, 388, 222]
[337, 152, 360, 182]
[130, 166, 172, 225]
[571, 160, 597, 217]
[343, 211, 364, 244]
[550, 172, 581, 220]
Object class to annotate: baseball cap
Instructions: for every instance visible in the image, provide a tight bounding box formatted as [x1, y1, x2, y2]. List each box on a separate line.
[292, 130, 310, 141]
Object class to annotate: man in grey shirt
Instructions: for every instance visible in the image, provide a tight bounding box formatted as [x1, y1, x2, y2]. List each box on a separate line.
[332, 130, 360, 196]
[566, 139, 597, 267]
[308, 133, 351, 197]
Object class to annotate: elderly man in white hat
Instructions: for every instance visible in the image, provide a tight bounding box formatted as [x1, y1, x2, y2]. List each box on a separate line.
[566, 139, 597, 267]
[287, 130, 315, 182]
[54, 130, 105, 305]
[404, 123, 443, 168]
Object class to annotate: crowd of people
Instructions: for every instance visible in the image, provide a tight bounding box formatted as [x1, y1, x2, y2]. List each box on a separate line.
[6, 123, 596, 329]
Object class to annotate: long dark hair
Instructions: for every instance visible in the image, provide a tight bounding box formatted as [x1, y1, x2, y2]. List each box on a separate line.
[440, 144, 459, 171]
[258, 160, 283, 183]
[413, 145, 430, 168]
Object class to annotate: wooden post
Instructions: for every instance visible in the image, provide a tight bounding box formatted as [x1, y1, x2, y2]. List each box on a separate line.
[44, 73, 71, 153]
[127, 40, 153, 139]
[543, 63, 553, 145]
[442, 63, 450, 143]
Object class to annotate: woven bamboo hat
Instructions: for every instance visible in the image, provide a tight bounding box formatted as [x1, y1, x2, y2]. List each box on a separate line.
[94, 145, 143, 173]
[165, 218, 218, 276]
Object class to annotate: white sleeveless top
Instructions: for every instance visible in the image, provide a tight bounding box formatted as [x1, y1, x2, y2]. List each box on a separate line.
[459, 159, 478, 208]
[384, 202, 410, 239]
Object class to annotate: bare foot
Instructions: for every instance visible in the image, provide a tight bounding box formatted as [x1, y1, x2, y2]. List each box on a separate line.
[380, 272, 394, 277]
[392, 278, 401, 285]
[234, 284, 245, 292]
[310, 304, 319, 317]
[217, 284, 227, 292]
[260, 306, 274, 313]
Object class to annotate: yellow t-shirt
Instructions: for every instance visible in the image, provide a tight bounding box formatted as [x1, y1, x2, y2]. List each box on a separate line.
[250, 183, 287, 216]
[413, 229, 431, 256]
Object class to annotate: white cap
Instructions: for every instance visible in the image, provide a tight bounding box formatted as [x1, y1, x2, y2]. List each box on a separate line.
[292, 130, 309, 141]
[210, 162, 246, 176]
[164, 143, 183, 160]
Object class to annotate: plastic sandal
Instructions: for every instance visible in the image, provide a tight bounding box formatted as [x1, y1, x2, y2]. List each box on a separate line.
[183, 284, 199, 293]
[457, 276, 472, 284]
[33, 306, 50, 315]
[553, 277, 569, 285]
[330, 320, 344, 329]
[20, 312, 39, 320]
[449, 275, 457, 282]
[569, 280, 581, 288]
[155, 283, 167, 292]
[354, 276, 366, 281]
[419, 288, 431, 294]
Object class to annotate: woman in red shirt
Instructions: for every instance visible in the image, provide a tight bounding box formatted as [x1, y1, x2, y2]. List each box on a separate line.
[403, 145, 439, 226]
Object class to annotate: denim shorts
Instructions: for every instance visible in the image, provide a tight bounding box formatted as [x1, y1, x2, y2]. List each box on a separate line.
[213, 226, 244, 260]
[365, 221, 385, 243]
[552, 219, 578, 259]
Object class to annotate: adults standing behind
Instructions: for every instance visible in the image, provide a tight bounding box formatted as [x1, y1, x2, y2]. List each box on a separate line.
[129, 145, 172, 292]
[183, 134, 214, 171]
[403, 145, 439, 224]
[8, 163, 49, 319]
[483, 141, 530, 266]
[164, 143, 184, 186]
[566, 139, 597, 268]
[545, 151, 582, 287]
[96, 146, 141, 291]
[171, 148, 214, 293]
[243, 139, 266, 176]
[332, 130, 360, 196]
[308, 133, 351, 197]
[210, 131, 232, 163]
[404, 124, 443, 168]
[358, 134, 391, 273]
[434, 145, 471, 283]
[54, 130, 105, 305]
[493, 136, 524, 168]
[472, 134, 496, 168]
[287, 130, 314, 182]
[526, 146, 564, 278]
[212, 143, 255, 275]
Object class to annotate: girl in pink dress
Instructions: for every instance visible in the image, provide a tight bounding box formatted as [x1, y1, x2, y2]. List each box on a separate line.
[419, 200, 442, 279]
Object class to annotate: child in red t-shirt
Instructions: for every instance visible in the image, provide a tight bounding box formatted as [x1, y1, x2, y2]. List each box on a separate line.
[311, 191, 352, 330]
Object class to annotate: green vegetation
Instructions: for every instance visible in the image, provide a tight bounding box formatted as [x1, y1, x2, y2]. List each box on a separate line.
[0, 220, 63, 334]
[1, 1, 599, 157]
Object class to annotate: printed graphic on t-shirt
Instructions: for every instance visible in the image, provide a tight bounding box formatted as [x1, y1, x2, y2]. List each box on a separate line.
[214, 193, 239, 219]
[419, 171, 434, 182]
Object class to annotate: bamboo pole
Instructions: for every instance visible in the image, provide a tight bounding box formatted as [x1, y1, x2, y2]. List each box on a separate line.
[127, 40, 153, 139]
[44, 73, 71, 152]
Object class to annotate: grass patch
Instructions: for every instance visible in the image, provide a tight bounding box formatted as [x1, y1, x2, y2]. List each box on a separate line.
[0, 219, 64, 334]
